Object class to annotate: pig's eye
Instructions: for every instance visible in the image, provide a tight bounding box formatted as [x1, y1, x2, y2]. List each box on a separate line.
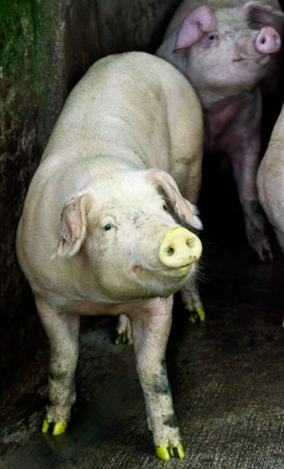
[103, 223, 113, 231]
[163, 201, 171, 211]
[208, 33, 216, 40]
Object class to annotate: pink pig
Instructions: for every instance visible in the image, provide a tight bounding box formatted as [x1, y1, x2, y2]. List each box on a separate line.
[16, 52, 204, 461]
[157, 0, 284, 260]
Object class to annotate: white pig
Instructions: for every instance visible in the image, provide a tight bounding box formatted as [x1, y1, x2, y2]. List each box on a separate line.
[156, 0, 284, 261]
[16, 52, 204, 461]
[257, 102, 284, 277]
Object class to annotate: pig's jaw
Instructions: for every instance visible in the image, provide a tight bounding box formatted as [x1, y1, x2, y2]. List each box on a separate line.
[131, 262, 196, 298]
[76, 265, 194, 303]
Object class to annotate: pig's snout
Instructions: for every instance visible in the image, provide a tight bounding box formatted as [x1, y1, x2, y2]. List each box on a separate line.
[159, 227, 202, 269]
[255, 27, 281, 55]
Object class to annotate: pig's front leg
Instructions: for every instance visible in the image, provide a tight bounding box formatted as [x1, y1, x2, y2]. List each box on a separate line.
[130, 297, 184, 461]
[228, 137, 273, 261]
[36, 298, 80, 435]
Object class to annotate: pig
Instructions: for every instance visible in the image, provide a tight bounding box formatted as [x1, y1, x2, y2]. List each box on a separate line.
[257, 102, 284, 275]
[156, 0, 284, 261]
[16, 51, 204, 461]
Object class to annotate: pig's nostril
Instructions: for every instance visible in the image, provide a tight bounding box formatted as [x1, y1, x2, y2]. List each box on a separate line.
[261, 38, 266, 44]
[167, 247, 174, 256]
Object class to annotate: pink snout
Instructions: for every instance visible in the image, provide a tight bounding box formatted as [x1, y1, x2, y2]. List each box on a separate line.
[255, 27, 281, 55]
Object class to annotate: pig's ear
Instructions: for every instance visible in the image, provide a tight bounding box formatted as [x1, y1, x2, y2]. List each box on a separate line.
[57, 193, 92, 258]
[174, 5, 216, 50]
[237, 1, 284, 25]
[145, 169, 203, 230]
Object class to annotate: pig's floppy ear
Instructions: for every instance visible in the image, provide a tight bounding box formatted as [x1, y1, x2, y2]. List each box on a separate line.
[174, 5, 216, 50]
[146, 169, 203, 231]
[57, 193, 92, 258]
[237, 1, 284, 25]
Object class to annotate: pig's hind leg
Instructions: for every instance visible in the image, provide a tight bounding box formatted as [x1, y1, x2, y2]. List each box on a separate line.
[228, 138, 273, 261]
[181, 276, 205, 323]
[130, 297, 185, 461]
[114, 313, 133, 345]
[36, 298, 80, 435]
[171, 167, 205, 323]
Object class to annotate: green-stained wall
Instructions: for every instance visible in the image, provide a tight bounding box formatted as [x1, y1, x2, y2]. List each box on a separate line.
[1, 0, 39, 385]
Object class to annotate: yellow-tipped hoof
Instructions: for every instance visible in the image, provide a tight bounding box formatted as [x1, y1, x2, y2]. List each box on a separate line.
[41, 419, 68, 435]
[114, 330, 126, 345]
[156, 443, 185, 460]
[197, 307, 206, 322]
[42, 419, 50, 433]
[114, 330, 132, 345]
[188, 307, 206, 323]
[53, 421, 68, 435]
[156, 446, 171, 461]
[169, 443, 185, 459]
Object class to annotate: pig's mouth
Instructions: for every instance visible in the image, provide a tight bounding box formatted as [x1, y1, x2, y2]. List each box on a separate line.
[132, 264, 193, 279]
[233, 55, 270, 65]
[160, 265, 191, 278]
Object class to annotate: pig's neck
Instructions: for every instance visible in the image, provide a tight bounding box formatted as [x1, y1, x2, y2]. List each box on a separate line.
[201, 89, 261, 152]
[196, 85, 257, 110]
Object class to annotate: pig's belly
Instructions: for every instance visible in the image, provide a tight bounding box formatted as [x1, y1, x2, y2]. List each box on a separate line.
[56, 299, 141, 317]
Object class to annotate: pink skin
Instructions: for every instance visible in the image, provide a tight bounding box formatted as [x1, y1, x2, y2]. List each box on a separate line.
[156, 1, 284, 260]
[255, 26, 281, 54]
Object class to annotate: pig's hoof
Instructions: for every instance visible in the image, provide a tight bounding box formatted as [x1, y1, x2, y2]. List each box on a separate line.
[155, 443, 185, 461]
[42, 419, 68, 435]
[188, 306, 206, 323]
[114, 330, 133, 345]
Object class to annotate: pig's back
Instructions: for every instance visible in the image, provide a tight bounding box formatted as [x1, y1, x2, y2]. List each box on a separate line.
[41, 52, 201, 170]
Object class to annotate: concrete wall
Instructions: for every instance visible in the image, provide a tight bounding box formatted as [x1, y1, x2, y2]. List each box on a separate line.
[0, 0, 182, 389]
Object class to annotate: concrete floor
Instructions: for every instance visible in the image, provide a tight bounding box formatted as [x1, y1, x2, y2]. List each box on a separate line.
[1, 175, 284, 469]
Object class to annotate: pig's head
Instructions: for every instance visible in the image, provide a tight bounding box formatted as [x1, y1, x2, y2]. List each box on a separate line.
[172, 2, 284, 104]
[56, 169, 203, 302]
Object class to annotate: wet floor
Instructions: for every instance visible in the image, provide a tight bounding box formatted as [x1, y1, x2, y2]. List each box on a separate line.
[1, 175, 284, 468]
